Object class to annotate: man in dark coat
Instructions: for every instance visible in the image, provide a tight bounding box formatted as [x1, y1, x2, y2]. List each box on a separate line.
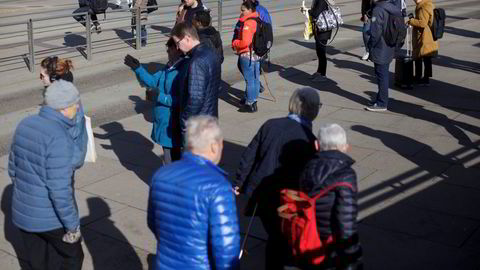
[171, 22, 221, 140]
[299, 123, 363, 270]
[365, 0, 402, 112]
[234, 87, 321, 270]
[192, 10, 224, 64]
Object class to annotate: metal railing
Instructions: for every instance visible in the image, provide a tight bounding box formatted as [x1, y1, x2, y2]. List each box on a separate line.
[0, 0, 229, 73]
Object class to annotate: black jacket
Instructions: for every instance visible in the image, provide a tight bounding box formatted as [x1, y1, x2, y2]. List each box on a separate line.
[299, 150, 363, 269]
[234, 117, 317, 214]
[180, 42, 221, 133]
[309, 0, 332, 40]
[198, 26, 224, 64]
[361, 0, 374, 17]
[183, 1, 208, 26]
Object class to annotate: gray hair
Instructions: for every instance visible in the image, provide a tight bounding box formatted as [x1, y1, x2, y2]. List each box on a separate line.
[318, 123, 347, 151]
[186, 115, 223, 151]
[288, 87, 321, 121]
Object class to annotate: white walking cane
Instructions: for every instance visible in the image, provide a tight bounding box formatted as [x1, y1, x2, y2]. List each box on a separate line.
[238, 203, 259, 259]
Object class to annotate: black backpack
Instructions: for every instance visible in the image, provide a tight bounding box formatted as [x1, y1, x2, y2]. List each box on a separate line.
[431, 8, 446, 41]
[383, 11, 407, 47]
[246, 17, 273, 58]
[90, 0, 108, 14]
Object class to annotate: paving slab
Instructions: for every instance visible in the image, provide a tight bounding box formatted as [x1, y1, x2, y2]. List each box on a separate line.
[86, 206, 155, 253]
[74, 156, 126, 188]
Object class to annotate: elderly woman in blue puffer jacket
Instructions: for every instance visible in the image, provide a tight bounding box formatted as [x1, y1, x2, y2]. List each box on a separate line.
[124, 38, 189, 164]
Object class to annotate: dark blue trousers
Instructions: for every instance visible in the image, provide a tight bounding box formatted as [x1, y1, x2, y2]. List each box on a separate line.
[374, 63, 390, 107]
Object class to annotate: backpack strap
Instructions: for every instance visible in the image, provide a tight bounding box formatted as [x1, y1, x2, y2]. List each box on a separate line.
[311, 182, 354, 201]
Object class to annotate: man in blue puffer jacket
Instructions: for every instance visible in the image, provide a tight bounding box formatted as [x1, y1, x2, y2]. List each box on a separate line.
[8, 80, 84, 270]
[171, 22, 221, 141]
[147, 115, 240, 270]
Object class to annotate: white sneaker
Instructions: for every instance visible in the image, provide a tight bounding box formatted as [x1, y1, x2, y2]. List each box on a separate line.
[309, 72, 321, 79]
[312, 74, 328, 82]
[362, 51, 370, 61]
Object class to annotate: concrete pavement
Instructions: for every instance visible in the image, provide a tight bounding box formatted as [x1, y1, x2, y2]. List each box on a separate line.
[1, 5, 480, 270]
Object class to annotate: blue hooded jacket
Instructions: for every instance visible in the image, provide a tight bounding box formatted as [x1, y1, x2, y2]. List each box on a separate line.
[8, 106, 80, 232]
[367, 0, 402, 64]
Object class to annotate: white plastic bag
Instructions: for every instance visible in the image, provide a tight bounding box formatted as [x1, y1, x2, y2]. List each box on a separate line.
[84, 116, 97, 163]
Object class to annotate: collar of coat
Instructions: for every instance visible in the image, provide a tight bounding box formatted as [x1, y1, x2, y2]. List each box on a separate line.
[183, 152, 228, 176]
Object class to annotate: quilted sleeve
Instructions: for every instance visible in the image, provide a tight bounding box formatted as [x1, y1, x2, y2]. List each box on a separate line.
[208, 182, 241, 270]
[45, 134, 79, 231]
[135, 65, 163, 89]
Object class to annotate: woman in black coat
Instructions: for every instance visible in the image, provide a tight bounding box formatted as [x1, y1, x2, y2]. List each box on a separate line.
[307, 0, 332, 82]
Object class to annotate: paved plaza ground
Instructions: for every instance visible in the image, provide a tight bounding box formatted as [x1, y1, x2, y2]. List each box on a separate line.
[0, 1, 480, 269]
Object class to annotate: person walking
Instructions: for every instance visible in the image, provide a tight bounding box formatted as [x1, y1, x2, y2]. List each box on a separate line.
[130, 0, 149, 47]
[73, 0, 102, 33]
[302, 0, 332, 82]
[8, 80, 84, 270]
[171, 22, 221, 140]
[124, 38, 189, 164]
[233, 87, 321, 270]
[365, 0, 402, 112]
[299, 123, 363, 270]
[232, 0, 261, 112]
[39, 57, 88, 171]
[192, 10, 224, 64]
[361, 0, 374, 60]
[176, 0, 209, 26]
[408, 0, 438, 86]
[147, 115, 240, 270]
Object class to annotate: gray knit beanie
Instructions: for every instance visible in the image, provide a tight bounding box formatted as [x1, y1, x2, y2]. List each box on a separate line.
[45, 80, 80, 109]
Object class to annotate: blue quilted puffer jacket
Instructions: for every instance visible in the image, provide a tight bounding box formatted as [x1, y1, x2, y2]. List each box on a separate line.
[147, 152, 240, 270]
[180, 43, 221, 134]
[8, 106, 79, 232]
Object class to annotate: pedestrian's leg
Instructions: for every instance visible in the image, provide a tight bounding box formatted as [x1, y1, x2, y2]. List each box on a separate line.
[259, 59, 265, 93]
[162, 147, 172, 165]
[239, 57, 257, 105]
[43, 228, 84, 270]
[141, 25, 147, 46]
[314, 33, 328, 76]
[20, 229, 48, 270]
[414, 57, 423, 81]
[374, 63, 390, 108]
[424, 56, 432, 78]
[91, 11, 99, 26]
[73, 6, 89, 27]
[362, 21, 371, 60]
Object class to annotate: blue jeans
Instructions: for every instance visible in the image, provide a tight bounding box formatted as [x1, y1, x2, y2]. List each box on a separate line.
[374, 63, 390, 107]
[238, 56, 260, 104]
[362, 20, 371, 50]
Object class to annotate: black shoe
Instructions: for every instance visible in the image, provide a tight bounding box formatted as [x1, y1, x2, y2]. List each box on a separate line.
[259, 84, 265, 93]
[365, 103, 387, 112]
[419, 77, 430, 86]
[239, 98, 246, 105]
[245, 102, 257, 113]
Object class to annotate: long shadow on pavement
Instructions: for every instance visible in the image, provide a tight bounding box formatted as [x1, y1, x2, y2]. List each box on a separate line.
[1, 185, 29, 269]
[351, 125, 480, 270]
[95, 121, 162, 185]
[82, 198, 143, 269]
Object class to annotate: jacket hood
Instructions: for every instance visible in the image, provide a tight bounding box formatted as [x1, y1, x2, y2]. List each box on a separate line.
[39, 106, 76, 129]
[377, 0, 402, 16]
[303, 150, 355, 189]
[238, 11, 259, 22]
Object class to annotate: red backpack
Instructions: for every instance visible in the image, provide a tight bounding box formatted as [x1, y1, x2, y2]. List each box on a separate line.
[277, 182, 354, 265]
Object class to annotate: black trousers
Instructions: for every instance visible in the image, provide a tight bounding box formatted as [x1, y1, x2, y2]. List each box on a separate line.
[73, 5, 99, 27]
[20, 227, 84, 270]
[414, 56, 432, 79]
[314, 32, 329, 76]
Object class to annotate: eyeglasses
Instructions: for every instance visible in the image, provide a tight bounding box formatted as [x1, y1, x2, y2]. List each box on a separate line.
[175, 37, 184, 47]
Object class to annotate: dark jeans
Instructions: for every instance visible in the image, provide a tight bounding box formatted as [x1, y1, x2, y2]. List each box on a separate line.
[73, 5, 99, 27]
[374, 63, 390, 107]
[314, 33, 328, 75]
[20, 227, 84, 270]
[162, 146, 182, 165]
[414, 56, 432, 79]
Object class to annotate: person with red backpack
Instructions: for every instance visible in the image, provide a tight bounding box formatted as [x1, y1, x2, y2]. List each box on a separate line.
[232, 0, 261, 112]
[298, 123, 363, 270]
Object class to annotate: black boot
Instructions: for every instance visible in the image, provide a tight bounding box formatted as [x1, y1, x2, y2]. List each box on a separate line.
[247, 101, 257, 113]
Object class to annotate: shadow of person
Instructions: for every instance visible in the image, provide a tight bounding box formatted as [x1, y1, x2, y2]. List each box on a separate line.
[95, 121, 163, 185]
[444, 25, 480, 39]
[350, 125, 475, 210]
[63, 33, 87, 47]
[150, 25, 172, 34]
[386, 97, 480, 148]
[1, 184, 29, 269]
[129, 95, 153, 123]
[218, 81, 245, 109]
[113, 28, 135, 48]
[81, 198, 143, 269]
